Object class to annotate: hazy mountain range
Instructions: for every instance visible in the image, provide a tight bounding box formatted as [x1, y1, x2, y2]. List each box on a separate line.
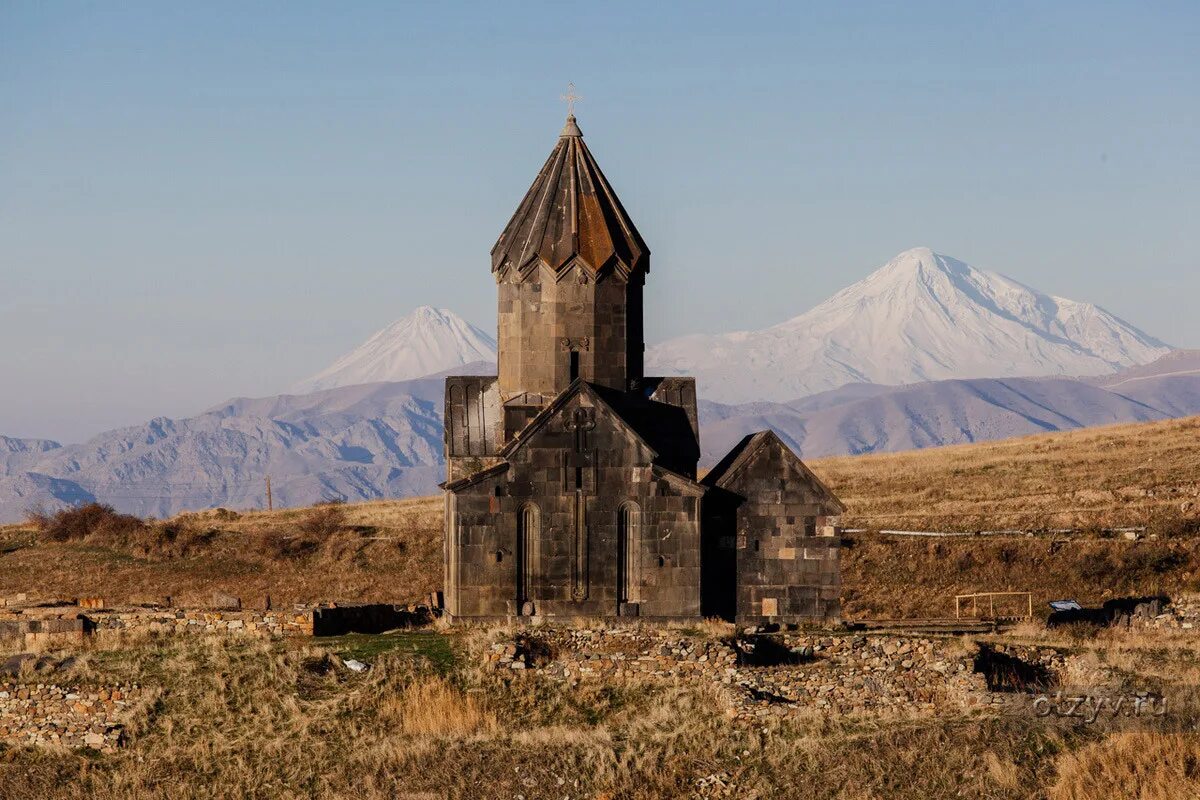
[0, 247, 1191, 522]
[696, 357, 1200, 464]
[2, 352, 1196, 523]
[0, 376, 453, 522]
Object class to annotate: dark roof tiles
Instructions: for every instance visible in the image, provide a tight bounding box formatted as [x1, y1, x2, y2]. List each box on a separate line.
[491, 116, 648, 277]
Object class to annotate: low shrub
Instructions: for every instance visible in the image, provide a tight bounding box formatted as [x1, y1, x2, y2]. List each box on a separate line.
[136, 522, 218, 559]
[28, 503, 145, 542]
[260, 530, 321, 560]
[299, 501, 349, 538]
[1073, 550, 1116, 580]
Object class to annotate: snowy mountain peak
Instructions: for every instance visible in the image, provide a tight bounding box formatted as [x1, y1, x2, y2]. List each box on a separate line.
[874, 246, 943, 276]
[292, 307, 498, 393]
[648, 248, 1172, 404]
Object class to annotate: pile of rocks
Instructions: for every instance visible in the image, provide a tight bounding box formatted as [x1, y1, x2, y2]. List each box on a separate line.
[0, 681, 149, 752]
[737, 634, 983, 714]
[486, 627, 1072, 720]
[489, 628, 737, 679]
[1137, 593, 1200, 630]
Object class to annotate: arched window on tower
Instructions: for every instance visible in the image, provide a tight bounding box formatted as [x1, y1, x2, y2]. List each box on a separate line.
[516, 503, 540, 612]
[617, 502, 641, 606]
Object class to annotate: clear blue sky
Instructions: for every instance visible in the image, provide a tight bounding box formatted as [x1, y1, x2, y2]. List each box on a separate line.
[2, 1, 1198, 442]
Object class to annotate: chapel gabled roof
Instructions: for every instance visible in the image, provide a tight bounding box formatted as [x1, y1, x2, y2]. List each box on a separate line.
[491, 115, 649, 277]
[701, 430, 845, 513]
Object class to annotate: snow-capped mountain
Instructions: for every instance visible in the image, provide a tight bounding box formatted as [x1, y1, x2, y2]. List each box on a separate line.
[647, 247, 1172, 403]
[292, 306, 497, 393]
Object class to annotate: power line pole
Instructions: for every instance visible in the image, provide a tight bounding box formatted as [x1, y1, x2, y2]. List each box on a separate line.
[266, 475, 273, 512]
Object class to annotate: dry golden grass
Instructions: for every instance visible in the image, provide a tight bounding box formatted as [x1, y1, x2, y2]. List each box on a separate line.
[0, 632, 1100, 800]
[1049, 732, 1200, 800]
[840, 535, 1200, 618]
[810, 415, 1200, 532]
[381, 676, 498, 736]
[2, 617, 1199, 798]
[0, 496, 443, 607]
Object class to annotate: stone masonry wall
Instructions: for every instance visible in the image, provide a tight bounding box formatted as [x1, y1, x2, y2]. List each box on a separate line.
[88, 608, 315, 637]
[1, 602, 435, 643]
[0, 682, 150, 752]
[485, 627, 1070, 721]
[0, 616, 87, 650]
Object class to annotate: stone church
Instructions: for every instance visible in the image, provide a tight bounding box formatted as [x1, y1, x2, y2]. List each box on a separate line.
[442, 112, 843, 624]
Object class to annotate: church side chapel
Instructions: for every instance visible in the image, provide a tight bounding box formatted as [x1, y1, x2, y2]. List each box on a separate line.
[442, 98, 843, 623]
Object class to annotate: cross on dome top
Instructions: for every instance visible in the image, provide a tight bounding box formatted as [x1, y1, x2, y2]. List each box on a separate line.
[560, 82, 582, 116]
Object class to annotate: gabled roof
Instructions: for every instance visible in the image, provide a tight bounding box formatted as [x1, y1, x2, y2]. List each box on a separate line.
[650, 463, 707, 497]
[491, 115, 649, 277]
[701, 430, 844, 513]
[441, 462, 509, 492]
[498, 379, 656, 461]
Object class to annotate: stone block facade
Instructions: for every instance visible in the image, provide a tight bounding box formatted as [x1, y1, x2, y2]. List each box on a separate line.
[0, 615, 87, 649]
[496, 266, 643, 400]
[88, 608, 316, 637]
[446, 384, 704, 619]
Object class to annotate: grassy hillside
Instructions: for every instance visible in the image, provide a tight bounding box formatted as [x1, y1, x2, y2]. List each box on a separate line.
[2, 417, 1198, 614]
[842, 535, 1200, 618]
[816, 415, 1200, 533]
[0, 498, 444, 608]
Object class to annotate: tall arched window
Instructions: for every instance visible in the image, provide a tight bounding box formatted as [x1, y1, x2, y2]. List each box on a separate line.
[516, 503, 540, 611]
[617, 502, 641, 605]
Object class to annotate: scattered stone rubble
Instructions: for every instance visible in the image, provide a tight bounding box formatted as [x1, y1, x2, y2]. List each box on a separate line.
[1135, 593, 1200, 630]
[0, 680, 150, 752]
[486, 627, 1071, 719]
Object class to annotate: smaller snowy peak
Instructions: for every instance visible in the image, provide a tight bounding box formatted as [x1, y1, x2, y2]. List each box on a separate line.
[292, 306, 497, 394]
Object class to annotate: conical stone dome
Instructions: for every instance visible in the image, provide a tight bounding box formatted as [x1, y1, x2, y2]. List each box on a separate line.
[491, 115, 649, 277]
